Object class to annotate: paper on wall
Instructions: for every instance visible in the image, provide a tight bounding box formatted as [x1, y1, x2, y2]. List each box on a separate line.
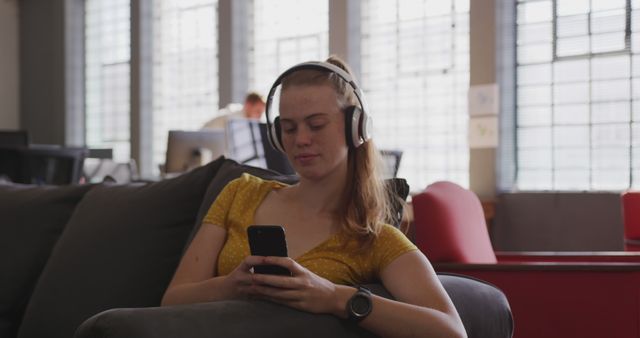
[468, 83, 499, 116]
[468, 116, 498, 148]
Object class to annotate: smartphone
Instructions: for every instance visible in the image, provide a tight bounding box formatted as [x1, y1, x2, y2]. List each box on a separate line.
[247, 225, 292, 276]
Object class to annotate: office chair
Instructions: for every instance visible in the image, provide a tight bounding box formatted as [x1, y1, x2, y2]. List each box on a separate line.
[379, 149, 403, 178]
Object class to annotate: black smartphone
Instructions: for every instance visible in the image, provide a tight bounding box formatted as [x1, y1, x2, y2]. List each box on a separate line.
[247, 225, 292, 276]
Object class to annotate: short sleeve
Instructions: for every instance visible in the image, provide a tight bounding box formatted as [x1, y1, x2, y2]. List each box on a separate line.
[202, 178, 242, 229]
[372, 225, 418, 274]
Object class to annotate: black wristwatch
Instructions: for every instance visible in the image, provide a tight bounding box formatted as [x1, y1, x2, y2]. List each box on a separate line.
[346, 285, 373, 322]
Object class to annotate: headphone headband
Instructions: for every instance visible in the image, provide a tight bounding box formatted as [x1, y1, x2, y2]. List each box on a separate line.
[266, 61, 369, 117]
[265, 61, 372, 152]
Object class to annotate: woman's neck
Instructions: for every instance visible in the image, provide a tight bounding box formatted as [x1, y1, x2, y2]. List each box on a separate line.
[289, 161, 348, 215]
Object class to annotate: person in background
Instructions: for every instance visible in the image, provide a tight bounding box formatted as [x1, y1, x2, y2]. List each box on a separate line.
[201, 92, 266, 159]
[163, 56, 467, 338]
[201, 92, 266, 130]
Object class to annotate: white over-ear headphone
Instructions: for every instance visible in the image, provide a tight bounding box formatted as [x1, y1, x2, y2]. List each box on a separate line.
[265, 61, 373, 153]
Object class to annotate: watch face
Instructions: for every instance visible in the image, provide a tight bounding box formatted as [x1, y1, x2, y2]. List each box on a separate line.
[351, 295, 371, 315]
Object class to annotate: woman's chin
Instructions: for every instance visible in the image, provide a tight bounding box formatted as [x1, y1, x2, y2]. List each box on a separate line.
[294, 167, 325, 180]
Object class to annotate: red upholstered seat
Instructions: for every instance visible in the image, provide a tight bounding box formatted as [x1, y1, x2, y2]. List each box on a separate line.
[622, 191, 640, 251]
[412, 181, 497, 263]
[412, 181, 640, 338]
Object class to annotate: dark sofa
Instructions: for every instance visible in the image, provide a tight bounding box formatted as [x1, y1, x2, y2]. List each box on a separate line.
[1, 157, 513, 338]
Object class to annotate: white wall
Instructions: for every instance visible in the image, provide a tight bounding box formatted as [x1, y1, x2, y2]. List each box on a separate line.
[0, 0, 19, 129]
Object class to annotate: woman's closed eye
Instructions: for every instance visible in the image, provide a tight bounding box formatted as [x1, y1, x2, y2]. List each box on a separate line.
[280, 114, 332, 135]
[308, 122, 327, 131]
[283, 124, 324, 134]
[283, 126, 297, 134]
[306, 115, 330, 131]
[281, 120, 328, 134]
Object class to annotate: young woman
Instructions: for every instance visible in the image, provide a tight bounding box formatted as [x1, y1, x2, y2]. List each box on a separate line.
[162, 56, 466, 338]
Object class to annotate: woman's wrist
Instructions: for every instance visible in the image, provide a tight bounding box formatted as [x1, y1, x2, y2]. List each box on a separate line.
[212, 275, 236, 300]
[332, 285, 357, 319]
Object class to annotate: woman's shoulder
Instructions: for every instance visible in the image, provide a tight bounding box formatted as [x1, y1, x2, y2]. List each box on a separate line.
[366, 224, 418, 270]
[374, 224, 416, 248]
[230, 173, 289, 191]
[377, 223, 405, 237]
[213, 173, 289, 212]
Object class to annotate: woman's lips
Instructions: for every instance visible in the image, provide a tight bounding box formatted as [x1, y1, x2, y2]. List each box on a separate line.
[294, 153, 319, 165]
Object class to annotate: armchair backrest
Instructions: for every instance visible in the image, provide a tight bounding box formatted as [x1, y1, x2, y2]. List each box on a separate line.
[622, 191, 640, 250]
[413, 181, 497, 263]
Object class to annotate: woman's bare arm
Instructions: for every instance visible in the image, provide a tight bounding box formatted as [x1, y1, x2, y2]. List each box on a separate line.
[348, 250, 467, 337]
[161, 223, 237, 305]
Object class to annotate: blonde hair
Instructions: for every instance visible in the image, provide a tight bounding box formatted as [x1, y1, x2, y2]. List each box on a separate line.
[281, 56, 395, 247]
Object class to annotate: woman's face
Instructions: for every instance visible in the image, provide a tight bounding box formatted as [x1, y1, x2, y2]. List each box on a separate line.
[278, 84, 349, 180]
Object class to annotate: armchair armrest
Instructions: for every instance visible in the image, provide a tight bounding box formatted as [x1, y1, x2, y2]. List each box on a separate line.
[75, 300, 371, 338]
[495, 250, 640, 263]
[75, 277, 513, 338]
[436, 273, 513, 338]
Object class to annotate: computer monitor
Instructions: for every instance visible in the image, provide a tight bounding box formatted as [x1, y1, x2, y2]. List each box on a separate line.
[0, 130, 28, 147]
[165, 130, 226, 173]
[226, 118, 265, 167]
[258, 123, 295, 175]
[23, 146, 88, 185]
[0, 145, 88, 185]
[225, 119, 296, 175]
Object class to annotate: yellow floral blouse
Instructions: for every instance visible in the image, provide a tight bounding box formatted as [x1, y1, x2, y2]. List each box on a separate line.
[203, 173, 417, 285]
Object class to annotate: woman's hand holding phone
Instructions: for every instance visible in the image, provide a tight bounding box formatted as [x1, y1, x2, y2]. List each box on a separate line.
[248, 256, 349, 316]
[221, 255, 268, 299]
[243, 225, 348, 316]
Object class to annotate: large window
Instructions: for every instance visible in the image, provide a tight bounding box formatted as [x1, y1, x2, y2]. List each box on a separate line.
[516, 0, 639, 190]
[248, 0, 329, 96]
[361, 0, 470, 191]
[83, 0, 472, 184]
[152, 0, 219, 174]
[85, 0, 131, 162]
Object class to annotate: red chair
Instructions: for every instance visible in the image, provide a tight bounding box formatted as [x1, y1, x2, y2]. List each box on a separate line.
[622, 191, 640, 251]
[413, 181, 640, 338]
[413, 181, 496, 263]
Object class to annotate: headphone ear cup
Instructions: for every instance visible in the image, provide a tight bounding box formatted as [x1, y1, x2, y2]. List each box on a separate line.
[269, 116, 286, 153]
[344, 106, 356, 148]
[345, 105, 368, 148]
[359, 110, 372, 143]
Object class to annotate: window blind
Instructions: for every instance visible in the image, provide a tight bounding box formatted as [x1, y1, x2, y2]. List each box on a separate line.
[151, 0, 219, 175]
[248, 0, 329, 97]
[516, 0, 637, 190]
[85, 0, 131, 162]
[361, 0, 470, 191]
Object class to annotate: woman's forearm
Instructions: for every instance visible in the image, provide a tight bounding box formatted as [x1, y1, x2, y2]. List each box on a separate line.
[331, 285, 466, 338]
[161, 276, 234, 306]
[362, 298, 466, 338]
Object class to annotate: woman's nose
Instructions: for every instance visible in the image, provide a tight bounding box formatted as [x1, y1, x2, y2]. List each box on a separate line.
[294, 126, 312, 146]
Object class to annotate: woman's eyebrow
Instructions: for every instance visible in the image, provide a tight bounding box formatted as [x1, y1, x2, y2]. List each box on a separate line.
[304, 113, 330, 121]
[280, 113, 330, 123]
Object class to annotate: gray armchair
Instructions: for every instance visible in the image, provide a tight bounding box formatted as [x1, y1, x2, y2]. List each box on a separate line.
[3, 158, 512, 338]
[76, 275, 513, 338]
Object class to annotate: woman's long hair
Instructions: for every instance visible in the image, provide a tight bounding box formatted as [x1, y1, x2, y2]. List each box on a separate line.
[281, 55, 395, 248]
